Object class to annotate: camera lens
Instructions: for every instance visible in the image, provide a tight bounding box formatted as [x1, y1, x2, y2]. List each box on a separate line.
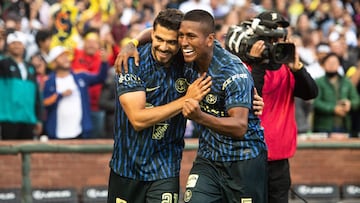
[272, 43, 295, 63]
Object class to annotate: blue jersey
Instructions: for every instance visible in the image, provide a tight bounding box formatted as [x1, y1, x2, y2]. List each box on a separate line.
[110, 43, 196, 181]
[192, 42, 267, 162]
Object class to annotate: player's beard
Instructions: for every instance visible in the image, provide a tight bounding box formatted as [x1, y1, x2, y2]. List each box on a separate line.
[153, 48, 173, 66]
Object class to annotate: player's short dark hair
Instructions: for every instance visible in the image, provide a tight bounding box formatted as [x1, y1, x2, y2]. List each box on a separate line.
[182, 9, 215, 35]
[153, 8, 184, 32]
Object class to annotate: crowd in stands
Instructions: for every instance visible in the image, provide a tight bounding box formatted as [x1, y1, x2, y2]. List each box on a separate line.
[0, 0, 360, 140]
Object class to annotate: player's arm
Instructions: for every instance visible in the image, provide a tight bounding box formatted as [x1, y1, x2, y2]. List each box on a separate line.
[182, 99, 248, 139]
[120, 74, 212, 131]
[115, 28, 153, 74]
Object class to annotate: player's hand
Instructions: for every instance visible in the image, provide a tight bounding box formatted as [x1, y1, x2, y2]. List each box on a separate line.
[185, 73, 212, 102]
[253, 88, 264, 116]
[114, 42, 139, 74]
[182, 98, 202, 121]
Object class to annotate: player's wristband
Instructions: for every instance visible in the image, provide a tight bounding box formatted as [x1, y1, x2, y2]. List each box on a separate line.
[130, 39, 139, 47]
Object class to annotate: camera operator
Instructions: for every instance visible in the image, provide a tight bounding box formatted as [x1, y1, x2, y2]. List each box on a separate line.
[226, 11, 318, 203]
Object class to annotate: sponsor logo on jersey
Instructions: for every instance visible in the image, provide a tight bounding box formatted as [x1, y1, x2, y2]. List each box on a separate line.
[146, 86, 161, 92]
[152, 123, 169, 140]
[186, 174, 199, 188]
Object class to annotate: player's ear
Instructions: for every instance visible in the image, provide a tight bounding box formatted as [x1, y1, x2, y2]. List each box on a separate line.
[207, 33, 215, 47]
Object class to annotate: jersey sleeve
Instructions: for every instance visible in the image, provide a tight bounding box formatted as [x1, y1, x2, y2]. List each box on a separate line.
[116, 58, 145, 96]
[223, 63, 253, 111]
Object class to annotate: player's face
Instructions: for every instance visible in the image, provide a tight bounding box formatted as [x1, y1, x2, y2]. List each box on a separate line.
[178, 20, 212, 64]
[151, 24, 179, 66]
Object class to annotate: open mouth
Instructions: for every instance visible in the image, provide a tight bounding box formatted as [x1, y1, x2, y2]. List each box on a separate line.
[182, 48, 194, 56]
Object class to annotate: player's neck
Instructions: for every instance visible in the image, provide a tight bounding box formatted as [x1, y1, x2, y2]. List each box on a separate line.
[196, 52, 212, 73]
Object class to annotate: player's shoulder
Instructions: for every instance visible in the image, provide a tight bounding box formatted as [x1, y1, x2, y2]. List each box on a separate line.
[214, 42, 244, 66]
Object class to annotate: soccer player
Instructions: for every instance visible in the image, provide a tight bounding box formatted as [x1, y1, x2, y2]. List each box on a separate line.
[107, 8, 212, 203]
[179, 10, 267, 203]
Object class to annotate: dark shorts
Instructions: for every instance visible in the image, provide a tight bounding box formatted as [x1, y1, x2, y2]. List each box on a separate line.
[107, 169, 180, 203]
[184, 150, 268, 203]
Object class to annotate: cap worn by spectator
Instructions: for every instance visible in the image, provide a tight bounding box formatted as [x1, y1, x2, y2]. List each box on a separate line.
[47, 46, 69, 63]
[7, 31, 26, 45]
[316, 43, 330, 53]
[256, 11, 289, 28]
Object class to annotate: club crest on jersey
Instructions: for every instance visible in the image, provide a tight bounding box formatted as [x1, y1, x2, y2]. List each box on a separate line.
[205, 94, 217, 104]
[152, 123, 169, 140]
[175, 78, 188, 93]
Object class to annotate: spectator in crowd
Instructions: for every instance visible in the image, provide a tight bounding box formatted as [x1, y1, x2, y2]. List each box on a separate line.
[178, 0, 213, 16]
[49, 0, 81, 55]
[292, 29, 322, 133]
[0, 20, 6, 59]
[98, 67, 116, 139]
[0, 31, 42, 140]
[303, 42, 331, 80]
[209, 0, 231, 19]
[320, 0, 347, 38]
[329, 31, 358, 75]
[42, 46, 108, 139]
[71, 29, 119, 138]
[3, 11, 38, 60]
[110, 0, 129, 45]
[313, 52, 360, 134]
[34, 29, 53, 65]
[179, 10, 267, 203]
[30, 52, 49, 135]
[214, 23, 228, 48]
[30, 52, 49, 93]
